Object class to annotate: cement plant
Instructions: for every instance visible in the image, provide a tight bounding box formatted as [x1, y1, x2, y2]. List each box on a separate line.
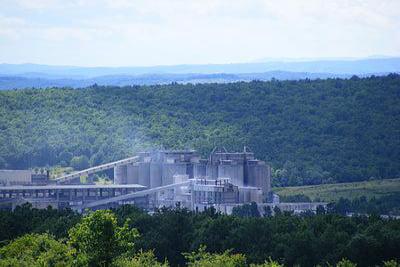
[0, 147, 324, 214]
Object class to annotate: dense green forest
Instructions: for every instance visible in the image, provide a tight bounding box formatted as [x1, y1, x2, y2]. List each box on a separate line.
[0, 74, 399, 186]
[0, 205, 399, 266]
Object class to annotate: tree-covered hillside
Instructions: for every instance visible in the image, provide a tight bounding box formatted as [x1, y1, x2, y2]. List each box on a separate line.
[0, 74, 399, 186]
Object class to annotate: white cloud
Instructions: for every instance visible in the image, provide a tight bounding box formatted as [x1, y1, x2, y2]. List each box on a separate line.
[12, 0, 68, 9]
[11, 0, 96, 9]
[0, 15, 27, 40]
[0, 0, 399, 65]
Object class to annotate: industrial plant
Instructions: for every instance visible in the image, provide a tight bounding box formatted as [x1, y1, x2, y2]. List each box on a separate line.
[0, 148, 325, 214]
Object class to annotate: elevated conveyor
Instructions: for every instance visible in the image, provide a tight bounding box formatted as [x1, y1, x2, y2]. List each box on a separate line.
[82, 181, 190, 209]
[55, 156, 139, 184]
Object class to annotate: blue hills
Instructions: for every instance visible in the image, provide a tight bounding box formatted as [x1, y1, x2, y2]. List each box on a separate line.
[0, 57, 399, 89]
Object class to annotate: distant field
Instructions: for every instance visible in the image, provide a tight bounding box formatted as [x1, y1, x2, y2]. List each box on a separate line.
[273, 178, 400, 202]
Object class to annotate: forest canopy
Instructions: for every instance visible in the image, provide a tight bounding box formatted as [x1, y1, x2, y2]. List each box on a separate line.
[0, 205, 399, 267]
[0, 74, 399, 186]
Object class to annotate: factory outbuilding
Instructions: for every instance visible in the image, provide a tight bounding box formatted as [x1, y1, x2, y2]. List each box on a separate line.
[0, 169, 49, 186]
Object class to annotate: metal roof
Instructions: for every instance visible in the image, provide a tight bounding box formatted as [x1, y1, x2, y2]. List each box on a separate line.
[0, 184, 146, 190]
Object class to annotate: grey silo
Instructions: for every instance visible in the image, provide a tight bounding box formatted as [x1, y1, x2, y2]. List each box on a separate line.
[206, 164, 218, 179]
[126, 163, 139, 184]
[114, 165, 127, 184]
[138, 162, 150, 187]
[162, 163, 187, 185]
[150, 162, 162, 188]
[193, 161, 207, 177]
[218, 161, 244, 186]
[247, 160, 268, 194]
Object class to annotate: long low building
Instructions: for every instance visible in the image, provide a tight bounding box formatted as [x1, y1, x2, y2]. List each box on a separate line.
[0, 184, 146, 210]
[0, 169, 49, 185]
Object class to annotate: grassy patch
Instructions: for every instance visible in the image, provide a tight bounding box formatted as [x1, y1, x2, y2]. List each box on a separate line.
[49, 166, 74, 179]
[273, 178, 400, 202]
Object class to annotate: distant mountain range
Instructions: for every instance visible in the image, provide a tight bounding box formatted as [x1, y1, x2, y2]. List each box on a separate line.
[0, 57, 399, 89]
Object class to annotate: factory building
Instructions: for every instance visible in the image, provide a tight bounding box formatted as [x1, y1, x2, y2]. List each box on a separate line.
[0, 148, 283, 212]
[113, 147, 271, 207]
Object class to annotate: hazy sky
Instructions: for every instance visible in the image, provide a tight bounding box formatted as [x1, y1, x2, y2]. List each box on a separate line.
[0, 0, 399, 66]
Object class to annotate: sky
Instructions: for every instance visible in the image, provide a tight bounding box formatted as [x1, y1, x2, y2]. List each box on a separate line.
[0, 0, 399, 67]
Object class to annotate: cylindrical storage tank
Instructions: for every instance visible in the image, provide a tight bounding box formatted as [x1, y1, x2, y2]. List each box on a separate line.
[162, 163, 187, 186]
[206, 164, 218, 179]
[150, 162, 162, 188]
[247, 161, 267, 194]
[265, 165, 271, 195]
[194, 162, 206, 177]
[230, 164, 244, 187]
[114, 165, 127, 184]
[126, 163, 139, 184]
[218, 164, 228, 178]
[217, 162, 243, 186]
[138, 162, 150, 188]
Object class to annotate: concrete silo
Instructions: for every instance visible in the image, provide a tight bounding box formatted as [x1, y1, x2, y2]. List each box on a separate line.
[114, 165, 127, 184]
[206, 164, 218, 179]
[162, 163, 187, 186]
[218, 160, 244, 186]
[126, 163, 139, 184]
[138, 162, 150, 188]
[246, 160, 270, 198]
[150, 162, 162, 188]
[193, 160, 207, 177]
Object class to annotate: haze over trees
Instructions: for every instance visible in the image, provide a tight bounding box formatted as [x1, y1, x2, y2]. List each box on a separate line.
[0, 74, 399, 186]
